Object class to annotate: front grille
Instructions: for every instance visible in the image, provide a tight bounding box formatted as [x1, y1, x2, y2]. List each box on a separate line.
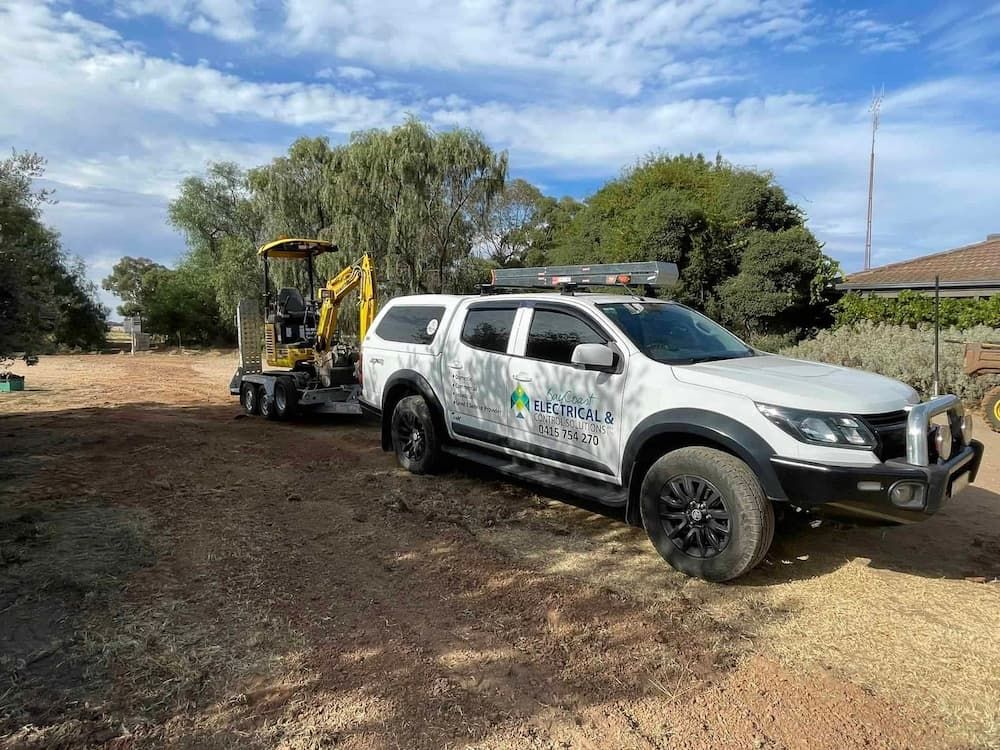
[860, 410, 908, 461]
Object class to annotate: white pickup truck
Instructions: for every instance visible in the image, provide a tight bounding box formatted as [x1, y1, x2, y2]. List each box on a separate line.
[359, 262, 983, 581]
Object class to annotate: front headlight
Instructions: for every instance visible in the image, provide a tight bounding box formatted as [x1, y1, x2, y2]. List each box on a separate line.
[756, 403, 877, 450]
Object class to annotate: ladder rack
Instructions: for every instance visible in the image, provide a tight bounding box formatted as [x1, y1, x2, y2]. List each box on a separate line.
[489, 261, 678, 292]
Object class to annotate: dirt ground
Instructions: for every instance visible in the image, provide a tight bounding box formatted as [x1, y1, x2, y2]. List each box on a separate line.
[1, 352, 999, 750]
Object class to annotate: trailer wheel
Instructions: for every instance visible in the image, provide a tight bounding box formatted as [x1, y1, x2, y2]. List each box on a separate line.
[391, 395, 440, 474]
[640, 446, 774, 582]
[240, 382, 260, 416]
[982, 386, 1000, 432]
[260, 389, 278, 420]
[274, 378, 298, 420]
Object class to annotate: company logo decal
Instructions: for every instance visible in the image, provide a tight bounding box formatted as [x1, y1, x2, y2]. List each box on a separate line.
[510, 383, 530, 418]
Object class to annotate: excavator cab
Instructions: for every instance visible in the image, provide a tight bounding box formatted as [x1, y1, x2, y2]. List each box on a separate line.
[258, 238, 334, 369]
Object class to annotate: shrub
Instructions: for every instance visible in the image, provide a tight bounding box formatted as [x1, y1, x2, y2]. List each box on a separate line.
[835, 291, 1000, 329]
[780, 322, 1000, 403]
[747, 331, 800, 353]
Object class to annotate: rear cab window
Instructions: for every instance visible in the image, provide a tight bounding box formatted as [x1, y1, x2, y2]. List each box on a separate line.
[374, 305, 446, 345]
[461, 306, 518, 353]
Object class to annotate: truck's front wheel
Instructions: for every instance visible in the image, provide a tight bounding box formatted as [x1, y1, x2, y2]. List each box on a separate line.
[391, 395, 440, 474]
[640, 447, 774, 582]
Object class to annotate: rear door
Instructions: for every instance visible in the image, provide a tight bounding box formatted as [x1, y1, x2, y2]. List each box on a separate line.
[440, 301, 520, 442]
[505, 303, 627, 481]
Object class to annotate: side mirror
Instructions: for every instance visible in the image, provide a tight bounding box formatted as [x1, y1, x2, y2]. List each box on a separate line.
[571, 343, 615, 371]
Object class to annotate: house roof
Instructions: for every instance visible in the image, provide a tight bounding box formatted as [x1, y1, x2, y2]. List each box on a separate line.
[840, 236, 1000, 291]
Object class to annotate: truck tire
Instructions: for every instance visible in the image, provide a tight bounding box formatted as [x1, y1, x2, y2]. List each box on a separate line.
[241, 382, 260, 416]
[391, 395, 440, 474]
[982, 386, 1000, 432]
[260, 389, 278, 420]
[639, 446, 774, 582]
[274, 378, 298, 420]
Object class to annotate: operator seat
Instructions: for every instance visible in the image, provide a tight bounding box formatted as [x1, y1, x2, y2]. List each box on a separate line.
[275, 287, 309, 346]
[276, 288, 307, 324]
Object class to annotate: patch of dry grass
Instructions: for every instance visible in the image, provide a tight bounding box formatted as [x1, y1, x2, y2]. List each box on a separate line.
[692, 560, 1000, 747]
[0, 504, 154, 734]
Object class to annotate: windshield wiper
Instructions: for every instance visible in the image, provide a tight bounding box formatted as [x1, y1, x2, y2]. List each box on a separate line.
[687, 352, 755, 364]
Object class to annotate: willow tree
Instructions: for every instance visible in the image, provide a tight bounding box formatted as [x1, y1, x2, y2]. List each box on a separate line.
[249, 137, 338, 242]
[330, 118, 507, 294]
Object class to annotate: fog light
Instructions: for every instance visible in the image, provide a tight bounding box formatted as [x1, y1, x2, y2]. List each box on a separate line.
[934, 423, 953, 461]
[889, 481, 927, 510]
[960, 414, 973, 445]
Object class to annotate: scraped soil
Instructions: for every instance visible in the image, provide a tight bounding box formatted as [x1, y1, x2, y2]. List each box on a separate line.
[2, 353, 999, 749]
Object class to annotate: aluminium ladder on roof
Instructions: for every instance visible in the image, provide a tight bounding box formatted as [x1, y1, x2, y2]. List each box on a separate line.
[490, 261, 679, 290]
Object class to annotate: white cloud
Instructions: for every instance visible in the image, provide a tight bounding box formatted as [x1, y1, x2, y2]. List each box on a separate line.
[0, 0, 406, 189]
[836, 9, 919, 52]
[5, 0, 1000, 300]
[431, 81, 1000, 270]
[317, 66, 376, 82]
[112, 0, 258, 42]
[283, 0, 817, 97]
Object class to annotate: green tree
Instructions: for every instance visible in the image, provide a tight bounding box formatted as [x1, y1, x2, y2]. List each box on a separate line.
[142, 267, 223, 345]
[716, 227, 829, 338]
[248, 136, 338, 241]
[475, 178, 551, 266]
[101, 256, 166, 320]
[550, 153, 833, 336]
[330, 118, 507, 295]
[168, 162, 264, 327]
[0, 151, 106, 355]
[522, 195, 585, 266]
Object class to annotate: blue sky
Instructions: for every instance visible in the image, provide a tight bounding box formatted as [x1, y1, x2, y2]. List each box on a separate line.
[3, 0, 1000, 314]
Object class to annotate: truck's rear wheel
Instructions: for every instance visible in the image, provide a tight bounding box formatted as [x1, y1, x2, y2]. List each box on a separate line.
[260, 390, 278, 420]
[391, 395, 440, 474]
[982, 386, 1000, 432]
[640, 446, 774, 582]
[240, 382, 259, 415]
[274, 378, 298, 420]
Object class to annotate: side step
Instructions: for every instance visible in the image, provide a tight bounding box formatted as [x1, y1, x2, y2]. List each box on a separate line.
[442, 443, 627, 506]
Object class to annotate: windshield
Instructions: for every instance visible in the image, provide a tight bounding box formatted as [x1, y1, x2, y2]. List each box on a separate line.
[598, 302, 754, 365]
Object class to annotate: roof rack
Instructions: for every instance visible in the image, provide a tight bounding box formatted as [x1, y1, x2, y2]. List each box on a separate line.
[489, 261, 679, 293]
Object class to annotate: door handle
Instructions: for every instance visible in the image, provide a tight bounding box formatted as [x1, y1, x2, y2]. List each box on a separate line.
[369, 357, 383, 365]
[514, 373, 532, 382]
[448, 362, 463, 370]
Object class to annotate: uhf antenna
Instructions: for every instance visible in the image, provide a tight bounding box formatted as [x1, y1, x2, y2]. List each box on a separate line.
[864, 87, 884, 271]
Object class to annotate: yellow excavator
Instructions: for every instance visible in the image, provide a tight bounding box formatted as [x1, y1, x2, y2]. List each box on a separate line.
[229, 237, 376, 419]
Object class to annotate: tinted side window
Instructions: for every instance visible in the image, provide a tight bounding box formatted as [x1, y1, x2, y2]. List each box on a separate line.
[461, 308, 517, 353]
[375, 305, 446, 345]
[526, 309, 605, 364]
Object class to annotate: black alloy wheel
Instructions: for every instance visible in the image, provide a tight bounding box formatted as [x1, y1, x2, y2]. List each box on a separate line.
[397, 410, 426, 463]
[639, 446, 774, 581]
[657, 474, 731, 559]
[391, 395, 440, 474]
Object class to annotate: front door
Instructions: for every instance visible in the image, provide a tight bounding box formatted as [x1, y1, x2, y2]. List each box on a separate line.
[506, 305, 626, 481]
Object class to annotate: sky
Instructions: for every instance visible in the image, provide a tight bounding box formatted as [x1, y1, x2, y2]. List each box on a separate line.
[3, 0, 1000, 315]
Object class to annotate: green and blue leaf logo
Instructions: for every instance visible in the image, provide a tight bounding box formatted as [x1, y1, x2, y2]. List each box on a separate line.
[510, 383, 530, 419]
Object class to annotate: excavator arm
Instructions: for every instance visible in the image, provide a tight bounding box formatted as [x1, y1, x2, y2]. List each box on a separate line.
[315, 253, 377, 350]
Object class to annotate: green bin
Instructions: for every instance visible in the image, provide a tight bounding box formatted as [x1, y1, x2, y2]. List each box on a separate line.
[0, 376, 24, 392]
